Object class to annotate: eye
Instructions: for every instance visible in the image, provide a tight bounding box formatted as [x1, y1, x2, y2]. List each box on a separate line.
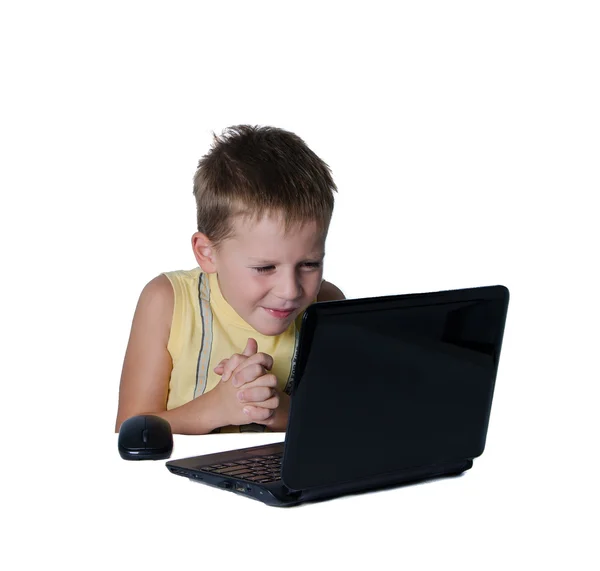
[253, 265, 276, 274]
[251, 262, 322, 274]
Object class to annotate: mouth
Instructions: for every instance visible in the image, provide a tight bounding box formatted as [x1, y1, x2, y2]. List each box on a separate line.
[263, 307, 297, 319]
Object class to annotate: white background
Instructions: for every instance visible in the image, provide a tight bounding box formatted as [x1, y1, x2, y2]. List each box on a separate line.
[1, 1, 598, 569]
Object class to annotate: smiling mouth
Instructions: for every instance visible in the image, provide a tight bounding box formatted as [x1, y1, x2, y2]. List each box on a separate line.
[263, 307, 296, 318]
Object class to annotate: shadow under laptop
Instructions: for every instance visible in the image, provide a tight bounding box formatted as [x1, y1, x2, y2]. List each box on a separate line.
[287, 470, 470, 508]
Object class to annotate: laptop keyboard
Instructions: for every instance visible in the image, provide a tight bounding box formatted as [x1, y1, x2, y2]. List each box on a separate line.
[200, 452, 283, 484]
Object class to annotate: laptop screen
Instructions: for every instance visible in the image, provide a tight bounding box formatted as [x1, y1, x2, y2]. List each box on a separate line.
[282, 285, 509, 490]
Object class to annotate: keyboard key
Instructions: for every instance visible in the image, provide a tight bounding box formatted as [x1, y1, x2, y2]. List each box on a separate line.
[211, 466, 249, 474]
[232, 472, 254, 480]
[223, 468, 253, 477]
[200, 452, 283, 483]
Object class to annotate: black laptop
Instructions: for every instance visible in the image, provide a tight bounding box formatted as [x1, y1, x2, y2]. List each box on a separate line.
[166, 284, 509, 506]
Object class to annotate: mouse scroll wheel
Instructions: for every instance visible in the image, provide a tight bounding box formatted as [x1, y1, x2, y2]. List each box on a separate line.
[142, 429, 149, 443]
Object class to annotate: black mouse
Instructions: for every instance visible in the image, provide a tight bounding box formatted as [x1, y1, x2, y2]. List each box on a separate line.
[118, 415, 173, 460]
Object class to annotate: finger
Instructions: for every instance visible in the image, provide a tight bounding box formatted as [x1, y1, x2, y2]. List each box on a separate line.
[230, 353, 274, 386]
[235, 372, 278, 391]
[243, 405, 275, 422]
[231, 363, 269, 388]
[237, 386, 276, 404]
[213, 358, 229, 373]
[221, 339, 257, 382]
[244, 394, 280, 411]
[221, 353, 248, 382]
[242, 337, 258, 357]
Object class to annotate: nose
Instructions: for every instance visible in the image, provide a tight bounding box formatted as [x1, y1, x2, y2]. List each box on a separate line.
[273, 269, 303, 301]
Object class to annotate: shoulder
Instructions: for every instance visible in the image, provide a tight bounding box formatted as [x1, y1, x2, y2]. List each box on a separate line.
[135, 274, 174, 329]
[140, 274, 174, 305]
[317, 280, 346, 302]
[162, 267, 202, 289]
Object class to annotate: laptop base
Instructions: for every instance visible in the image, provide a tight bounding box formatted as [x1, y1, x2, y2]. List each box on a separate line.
[167, 442, 473, 507]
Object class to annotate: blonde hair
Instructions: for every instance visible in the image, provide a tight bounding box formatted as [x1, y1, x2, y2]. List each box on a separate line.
[193, 125, 337, 248]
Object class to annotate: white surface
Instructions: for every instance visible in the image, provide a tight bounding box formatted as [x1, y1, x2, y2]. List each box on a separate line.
[7, 432, 598, 570]
[1, 1, 599, 569]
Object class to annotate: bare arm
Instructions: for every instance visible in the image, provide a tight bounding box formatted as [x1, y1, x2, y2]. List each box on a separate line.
[114, 275, 223, 434]
[115, 277, 346, 434]
[115, 275, 271, 434]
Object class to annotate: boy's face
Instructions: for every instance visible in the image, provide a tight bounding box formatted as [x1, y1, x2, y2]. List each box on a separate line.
[194, 212, 326, 336]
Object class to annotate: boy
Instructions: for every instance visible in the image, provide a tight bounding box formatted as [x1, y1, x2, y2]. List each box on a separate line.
[115, 125, 345, 434]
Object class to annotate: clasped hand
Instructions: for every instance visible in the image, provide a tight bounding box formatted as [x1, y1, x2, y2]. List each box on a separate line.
[212, 338, 281, 426]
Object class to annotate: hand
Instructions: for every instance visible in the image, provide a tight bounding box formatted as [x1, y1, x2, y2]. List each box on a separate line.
[213, 338, 274, 386]
[256, 389, 291, 430]
[210, 368, 279, 426]
[211, 338, 280, 425]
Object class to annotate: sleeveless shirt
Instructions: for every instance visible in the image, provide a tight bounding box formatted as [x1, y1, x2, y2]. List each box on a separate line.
[163, 267, 312, 432]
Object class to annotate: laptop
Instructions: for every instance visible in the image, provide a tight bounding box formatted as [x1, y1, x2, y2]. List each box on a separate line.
[166, 284, 509, 506]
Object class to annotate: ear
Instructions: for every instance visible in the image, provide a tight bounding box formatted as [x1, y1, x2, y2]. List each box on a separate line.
[191, 232, 218, 273]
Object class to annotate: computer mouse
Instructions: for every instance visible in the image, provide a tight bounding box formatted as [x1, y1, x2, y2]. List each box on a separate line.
[118, 415, 173, 460]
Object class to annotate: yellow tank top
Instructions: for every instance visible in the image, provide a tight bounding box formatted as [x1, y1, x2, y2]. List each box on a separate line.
[163, 267, 312, 433]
